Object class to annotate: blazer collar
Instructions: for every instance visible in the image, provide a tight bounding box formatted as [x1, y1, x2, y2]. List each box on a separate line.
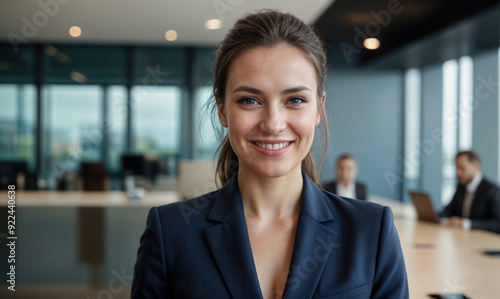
[207, 170, 334, 222]
[204, 170, 337, 299]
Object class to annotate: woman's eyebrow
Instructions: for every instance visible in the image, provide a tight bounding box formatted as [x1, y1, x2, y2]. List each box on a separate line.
[232, 86, 263, 94]
[281, 86, 311, 94]
[231, 85, 311, 95]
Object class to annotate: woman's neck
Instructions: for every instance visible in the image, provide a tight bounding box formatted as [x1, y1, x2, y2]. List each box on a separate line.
[237, 166, 304, 221]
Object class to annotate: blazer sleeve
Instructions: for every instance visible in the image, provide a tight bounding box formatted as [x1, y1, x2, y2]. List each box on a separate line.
[470, 187, 500, 234]
[371, 206, 409, 299]
[440, 189, 460, 218]
[131, 206, 170, 298]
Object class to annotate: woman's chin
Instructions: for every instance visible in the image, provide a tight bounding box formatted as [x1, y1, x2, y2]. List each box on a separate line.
[240, 163, 300, 179]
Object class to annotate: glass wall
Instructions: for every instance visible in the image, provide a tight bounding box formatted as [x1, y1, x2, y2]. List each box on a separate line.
[106, 85, 127, 173]
[439, 57, 474, 205]
[458, 56, 473, 150]
[441, 59, 459, 204]
[43, 85, 102, 186]
[403, 68, 421, 194]
[0, 45, 36, 172]
[132, 86, 182, 156]
[404, 55, 475, 205]
[0, 84, 36, 170]
[194, 86, 219, 159]
[0, 43, 215, 189]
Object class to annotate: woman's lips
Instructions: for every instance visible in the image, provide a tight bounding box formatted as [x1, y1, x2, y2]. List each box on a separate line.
[250, 141, 294, 157]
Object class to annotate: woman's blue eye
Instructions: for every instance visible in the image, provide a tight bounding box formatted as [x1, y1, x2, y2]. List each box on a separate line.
[289, 97, 305, 105]
[240, 98, 258, 105]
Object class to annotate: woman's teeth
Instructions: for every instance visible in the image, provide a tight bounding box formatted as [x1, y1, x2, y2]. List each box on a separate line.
[255, 142, 290, 150]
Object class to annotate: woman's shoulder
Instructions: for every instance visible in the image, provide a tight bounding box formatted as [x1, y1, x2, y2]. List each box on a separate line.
[320, 189, 389, 222]
[152, 189, 221, 225]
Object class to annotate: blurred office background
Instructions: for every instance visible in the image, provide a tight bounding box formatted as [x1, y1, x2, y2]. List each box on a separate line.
[0, 0, 499, 297]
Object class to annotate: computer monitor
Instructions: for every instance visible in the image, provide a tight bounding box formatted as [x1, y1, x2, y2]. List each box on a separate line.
[121, 154, 146, 176]
[0, 160, 28, 189]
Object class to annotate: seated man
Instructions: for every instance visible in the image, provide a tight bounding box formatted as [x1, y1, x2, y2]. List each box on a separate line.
[323, 154, 367, 201]
[440, 150, 500, 234]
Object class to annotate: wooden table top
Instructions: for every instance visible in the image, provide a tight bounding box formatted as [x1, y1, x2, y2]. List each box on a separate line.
[372, 196, 500, 299]
[0, 190, 181, 207]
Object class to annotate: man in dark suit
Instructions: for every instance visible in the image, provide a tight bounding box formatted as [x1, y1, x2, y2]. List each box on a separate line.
[322, 154, 368, 201]
[440, 150, 500, 234]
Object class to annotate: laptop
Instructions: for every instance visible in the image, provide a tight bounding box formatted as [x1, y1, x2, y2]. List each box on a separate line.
[408, 191, 440, 223]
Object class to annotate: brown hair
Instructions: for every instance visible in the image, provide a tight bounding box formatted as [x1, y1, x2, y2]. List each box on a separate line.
[456, 150, 481, 165]
[336, 153, 357, 168]
[210, 9, 329, 187]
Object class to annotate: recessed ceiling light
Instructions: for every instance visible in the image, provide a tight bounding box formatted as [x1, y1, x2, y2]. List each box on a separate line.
[363, 38, 380, 50]
[165, 30, 178, 41]
[70, 71, 87, 84]
[205, 19, 222, 30]
[69, 26, 81, 37]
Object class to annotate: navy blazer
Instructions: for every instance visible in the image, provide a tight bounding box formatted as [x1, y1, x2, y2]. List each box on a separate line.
[132, 170, 408, 298]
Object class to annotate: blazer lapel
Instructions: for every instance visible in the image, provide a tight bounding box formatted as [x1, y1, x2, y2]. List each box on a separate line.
[204, 170, 338, 299]
[469, 178, 486, 218]
[282, 171, 338, 299]
[204, 175, 263, 299]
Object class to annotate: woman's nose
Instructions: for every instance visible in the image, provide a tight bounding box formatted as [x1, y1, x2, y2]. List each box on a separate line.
[259, 104, 286, 135]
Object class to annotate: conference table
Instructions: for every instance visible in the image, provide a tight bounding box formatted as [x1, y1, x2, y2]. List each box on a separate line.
[0, 190, 181, 288]
[2, 191, 500, 298]
[372, 196, 500, 299]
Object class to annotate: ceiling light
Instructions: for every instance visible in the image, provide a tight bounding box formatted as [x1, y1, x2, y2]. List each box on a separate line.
[69, 26, 81, 37]
[45, 45, 59, 57]
[70, 71, 87, 84]
[363, 38, 380, 50]
[205, 19, 222, 30]
[165, 30, 178, 41]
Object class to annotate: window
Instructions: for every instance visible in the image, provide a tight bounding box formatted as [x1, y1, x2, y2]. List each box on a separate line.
[0, 44, 218, 184]
[106, 85, 127, 173]
[0, 84, 36, 170]
[132, 86, 182, 156]
[0, 45, 36, 172]
[44, 85, 102, 187]
[404, 69, 421, 183]
[458, 56, 473, 150]
[194, 86, 219, 159]
[442, 59, 459, 205]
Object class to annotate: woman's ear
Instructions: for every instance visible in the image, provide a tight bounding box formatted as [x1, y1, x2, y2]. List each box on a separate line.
[316, 92, 326, 124]
[216, 96, 228, 128]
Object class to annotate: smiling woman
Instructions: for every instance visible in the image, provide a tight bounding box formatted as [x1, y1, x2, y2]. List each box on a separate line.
[132, 9, 409, 299]
[218, 44, 324, 182]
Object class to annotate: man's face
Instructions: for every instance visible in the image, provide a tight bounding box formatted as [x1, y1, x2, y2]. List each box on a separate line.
[455, 155, 480, 185]
[336, 158, 356, 185]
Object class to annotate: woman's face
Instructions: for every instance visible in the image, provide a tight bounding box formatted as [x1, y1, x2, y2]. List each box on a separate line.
[218, 44, 325, 179]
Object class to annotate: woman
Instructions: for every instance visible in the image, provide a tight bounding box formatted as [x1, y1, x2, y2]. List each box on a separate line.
[132, 10, 408, 299]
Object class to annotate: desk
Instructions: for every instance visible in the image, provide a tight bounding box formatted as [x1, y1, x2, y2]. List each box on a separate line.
[1, 191, 181, 286]
[0, 190, 181, 207]
[372, 196, 500, 299]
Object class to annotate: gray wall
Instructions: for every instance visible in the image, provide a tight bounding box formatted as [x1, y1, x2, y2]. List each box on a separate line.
[420, 64, 444, 207]
[319, 70, 405, 200]
[472, 49, 500, 183]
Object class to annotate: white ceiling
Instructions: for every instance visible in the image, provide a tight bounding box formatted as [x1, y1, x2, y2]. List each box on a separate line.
[0, 0, 334, 46]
